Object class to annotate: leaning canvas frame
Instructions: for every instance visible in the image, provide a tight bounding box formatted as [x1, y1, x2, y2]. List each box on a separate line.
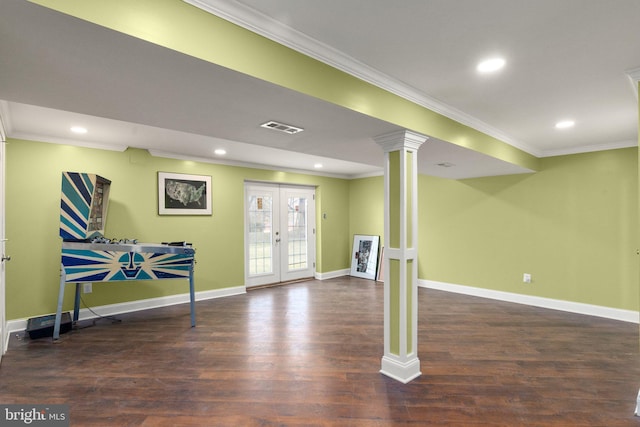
[350, 234, 380, 280]
[376, 246, 385, 282]
[158, 172, 212, 215]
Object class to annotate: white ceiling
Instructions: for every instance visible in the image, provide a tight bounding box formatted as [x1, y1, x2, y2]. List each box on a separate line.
[1, 0, 638, 179]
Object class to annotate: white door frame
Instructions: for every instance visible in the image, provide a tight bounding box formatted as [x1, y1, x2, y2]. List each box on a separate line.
[244, 182, 281, 287]
[0, 105, 7, 361]
[278, 185, 316, 283]
[244, 181, 316, 288]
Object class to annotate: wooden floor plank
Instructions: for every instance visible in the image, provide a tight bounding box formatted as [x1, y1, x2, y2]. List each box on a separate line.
[2, 277, 639, 425]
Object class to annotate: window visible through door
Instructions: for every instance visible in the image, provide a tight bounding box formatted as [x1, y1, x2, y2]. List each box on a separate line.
[245, 183, 315, 288]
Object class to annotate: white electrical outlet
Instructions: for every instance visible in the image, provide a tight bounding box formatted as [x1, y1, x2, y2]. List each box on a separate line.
[83, 283, 92, 294]
[523, 273, 532, 283]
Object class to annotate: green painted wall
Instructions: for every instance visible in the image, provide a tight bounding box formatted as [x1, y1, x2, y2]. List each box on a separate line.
[9, 1, 637, 321]
[6, 140, 637, 321]
[348, 176, 384, 252]
[350, 147, 639, 311]
[6, 139, 350, 320]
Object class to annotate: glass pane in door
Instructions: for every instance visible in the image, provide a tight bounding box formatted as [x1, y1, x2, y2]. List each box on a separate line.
[287, 196, 307, 271]
[248, 194, 273, 275]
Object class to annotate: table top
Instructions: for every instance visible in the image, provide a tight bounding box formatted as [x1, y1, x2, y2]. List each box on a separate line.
[61, 241, 195, 255]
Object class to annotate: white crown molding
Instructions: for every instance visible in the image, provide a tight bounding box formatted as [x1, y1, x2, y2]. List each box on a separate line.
[182, 0, 538, 156]
[0, 100, 11, 142]
[8, 132, 128, 152]
[147, 149, 361, 179]
[0, 102, 128, 152]
[627, 66, 640, 82]
[626, 66, 640, 101]
[539, 139, 637, 158]
[350, 170, 385, 180]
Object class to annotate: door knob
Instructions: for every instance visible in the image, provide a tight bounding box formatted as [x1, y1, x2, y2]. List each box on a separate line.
[2, 255, 11, 262]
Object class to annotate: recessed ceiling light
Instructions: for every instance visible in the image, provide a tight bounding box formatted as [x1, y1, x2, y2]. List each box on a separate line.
[70, 126, 87, 134]
[476, 57, 506, 73]
[555, 120, 575, 129]
[214, 148, 226, 155]
[314, 163, 323, 169]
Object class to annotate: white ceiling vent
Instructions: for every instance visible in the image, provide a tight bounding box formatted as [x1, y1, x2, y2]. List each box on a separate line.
[260, 120, 304, 135]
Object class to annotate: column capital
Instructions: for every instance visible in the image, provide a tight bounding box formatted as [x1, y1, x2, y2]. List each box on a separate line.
[374, 130, 428, 153]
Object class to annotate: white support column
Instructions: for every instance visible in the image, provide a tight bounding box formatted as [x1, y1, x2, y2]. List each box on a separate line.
[375, 130, 427, 384]
[0, 102, 6, 359]
[627, 68, 640, 417]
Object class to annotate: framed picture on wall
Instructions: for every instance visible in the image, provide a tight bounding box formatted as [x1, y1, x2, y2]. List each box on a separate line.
[158, 172, 212, 215]
[350, 234, 380, 280]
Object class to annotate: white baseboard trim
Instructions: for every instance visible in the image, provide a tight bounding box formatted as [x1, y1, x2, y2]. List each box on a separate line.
[6, 285, 246, 337]
[9, 277, 632, 348]
[380, 355, 422, 384]
[419, 279, 639, 324]
[315, 269, 350, 280]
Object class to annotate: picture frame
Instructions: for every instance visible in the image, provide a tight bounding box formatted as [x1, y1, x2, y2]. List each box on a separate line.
[376, 246, 385, 282]
[350, 234, 380, 280]
[158, 172, 212, 215]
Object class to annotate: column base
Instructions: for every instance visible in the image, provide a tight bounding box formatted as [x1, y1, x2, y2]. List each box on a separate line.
[380, 355, 421, 384]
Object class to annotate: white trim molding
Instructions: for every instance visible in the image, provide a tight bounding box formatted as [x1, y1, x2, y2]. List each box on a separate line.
[380, 355, 421, 384]
[0, 102, 5, 357]
[626, 66, 640, 101]
[184, 1, 639, 158]
[0, 103, 7, 143]
[315, 269, 350, 281]
[6, 286, 246, 343]
[8, 132, 128, 152]
[539, 139, 638, 158]
[182, 0, 536, 156]
[149, 149, 357, 180]
[420, 279, 639, 324]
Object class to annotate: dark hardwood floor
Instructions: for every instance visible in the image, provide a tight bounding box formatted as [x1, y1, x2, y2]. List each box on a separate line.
[2, 277, 640, 426]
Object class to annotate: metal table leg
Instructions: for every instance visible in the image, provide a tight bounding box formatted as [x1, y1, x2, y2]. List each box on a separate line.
[73, 283, 81, 322]
[53, 265, 66, 340]
[189, 261, 196, 328]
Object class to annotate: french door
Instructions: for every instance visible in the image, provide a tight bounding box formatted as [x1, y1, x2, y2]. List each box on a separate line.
[0, 111, 6, 363]
[245, 183, 315, 288]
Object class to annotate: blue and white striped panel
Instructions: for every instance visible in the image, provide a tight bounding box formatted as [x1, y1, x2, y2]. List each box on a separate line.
[61, 249, 194, 283]
[60, 172, 96, 240]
